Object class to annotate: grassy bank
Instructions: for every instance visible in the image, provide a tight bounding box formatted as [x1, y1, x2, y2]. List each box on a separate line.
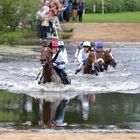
[83, 11, 140, 23]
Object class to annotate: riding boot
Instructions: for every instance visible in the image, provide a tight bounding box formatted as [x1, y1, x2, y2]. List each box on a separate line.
[75, 69, 81, 75]
[92, 69, 98, 76]
[58, 69, 70, 85]
[62, 75, 71, 85]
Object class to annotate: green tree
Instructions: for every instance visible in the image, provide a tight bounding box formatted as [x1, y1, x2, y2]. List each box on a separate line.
[0, 0, 42, 44]
[0, 0, 42, 32]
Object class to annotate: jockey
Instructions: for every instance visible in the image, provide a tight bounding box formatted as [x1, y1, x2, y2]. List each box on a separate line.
[95, 42, 104, 53]
[51, 41, 70, 85]
[58, 40, 68, 64]
[74, 41, 84, 61]
[90, 41, 96, 52]
[75, 41, 91, 75]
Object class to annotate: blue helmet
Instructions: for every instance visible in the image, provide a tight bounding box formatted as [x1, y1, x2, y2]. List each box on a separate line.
[95, 42, 104, 48]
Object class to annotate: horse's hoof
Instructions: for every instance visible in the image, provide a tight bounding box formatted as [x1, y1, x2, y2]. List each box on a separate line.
[38, 81, 41, 84]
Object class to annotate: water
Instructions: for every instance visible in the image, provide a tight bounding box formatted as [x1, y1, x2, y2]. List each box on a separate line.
[0, 91, 140, 131]
[0, 42, 140, 131]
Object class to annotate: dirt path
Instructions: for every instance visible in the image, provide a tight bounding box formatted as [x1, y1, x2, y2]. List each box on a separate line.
[61, 23, 140, 42]
[0, 131, 140, 140]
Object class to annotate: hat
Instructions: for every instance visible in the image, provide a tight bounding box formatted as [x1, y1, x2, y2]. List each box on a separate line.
[95, 42, 104, 48]
[83, 41, 91, 47]
[90, 42, 95, 47]
[58, 40, 64, 46]
[51, 41, 58, 48]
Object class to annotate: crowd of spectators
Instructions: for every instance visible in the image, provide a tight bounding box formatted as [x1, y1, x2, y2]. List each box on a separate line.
[36, 0, 84, 40]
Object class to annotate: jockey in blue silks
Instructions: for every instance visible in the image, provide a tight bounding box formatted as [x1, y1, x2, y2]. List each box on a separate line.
[75, 41, 91, 75]
[95, 42, 104, 53]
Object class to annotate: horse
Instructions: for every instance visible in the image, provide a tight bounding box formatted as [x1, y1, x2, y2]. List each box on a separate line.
[103, 49, 117, 70]
[40, 47, 63, 84]
[83, 51, 105, 75]
[83, 49, 117, 75]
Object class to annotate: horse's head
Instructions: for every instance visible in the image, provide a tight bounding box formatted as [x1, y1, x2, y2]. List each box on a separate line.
[104, 49, 117, 68]
[40, 47, 52, 66]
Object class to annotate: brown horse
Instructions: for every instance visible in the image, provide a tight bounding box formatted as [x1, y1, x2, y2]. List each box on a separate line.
[40, 47, 63, 84]
[83, 49, 117, 75]
[103, 49, 117, 70]
[83, 51, 105, 74]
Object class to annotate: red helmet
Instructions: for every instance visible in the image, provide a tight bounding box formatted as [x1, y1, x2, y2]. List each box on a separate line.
[51, 41, 58, 48]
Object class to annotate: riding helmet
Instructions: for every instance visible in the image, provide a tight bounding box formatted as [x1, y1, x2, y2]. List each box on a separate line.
[95, 42, 104, 48]
[51, 40, 58, 48]
[83, 41, 91, 47]
[58, 40, 64, 46]
[90, 42, 95, 47]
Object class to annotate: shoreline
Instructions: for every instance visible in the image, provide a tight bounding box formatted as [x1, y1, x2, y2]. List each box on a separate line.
[0, 130, 140, 140]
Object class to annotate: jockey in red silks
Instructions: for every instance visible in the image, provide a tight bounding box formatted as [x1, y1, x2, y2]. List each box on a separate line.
[51, 41, 70, 85]
[75, 41, 91, 75]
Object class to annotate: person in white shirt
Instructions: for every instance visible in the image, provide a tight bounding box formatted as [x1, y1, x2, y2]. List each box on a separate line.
[74, 41, 83, 62]
[51, 41, 70, 85]
[58, 40, 68, 64]
[75, 41, 91, 75]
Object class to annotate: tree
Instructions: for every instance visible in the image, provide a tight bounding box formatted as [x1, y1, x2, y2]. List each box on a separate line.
[0, 0, 42, 44]
[0, 0, 42, 32]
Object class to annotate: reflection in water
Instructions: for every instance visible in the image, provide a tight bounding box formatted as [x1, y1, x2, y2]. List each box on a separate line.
[79, 94, 96, 120]
[0, 90, 140, 130]
[40, 98, 68, 128]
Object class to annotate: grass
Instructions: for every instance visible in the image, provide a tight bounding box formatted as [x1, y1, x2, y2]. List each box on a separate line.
[83, 11, 140, 23]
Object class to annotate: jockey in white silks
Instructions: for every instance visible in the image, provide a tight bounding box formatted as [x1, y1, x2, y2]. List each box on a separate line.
[74, 41, 83, 62]
[75, 41, 91, 75]
[58, 40, 68, 64]
[51, 41, 70, 85]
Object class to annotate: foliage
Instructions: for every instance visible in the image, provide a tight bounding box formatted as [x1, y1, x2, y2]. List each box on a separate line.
[0, 29, 36, 45]
[0, 0, 42, 44]
[84, 0, 140, 13]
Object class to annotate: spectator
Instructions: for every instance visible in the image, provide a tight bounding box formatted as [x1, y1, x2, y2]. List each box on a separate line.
[72, 0, 78, 21]
[78, 1, 84, 22]
[63, 0, 71, 22]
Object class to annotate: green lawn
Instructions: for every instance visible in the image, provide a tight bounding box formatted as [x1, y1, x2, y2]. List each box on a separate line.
[83, 11, 140, 23]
